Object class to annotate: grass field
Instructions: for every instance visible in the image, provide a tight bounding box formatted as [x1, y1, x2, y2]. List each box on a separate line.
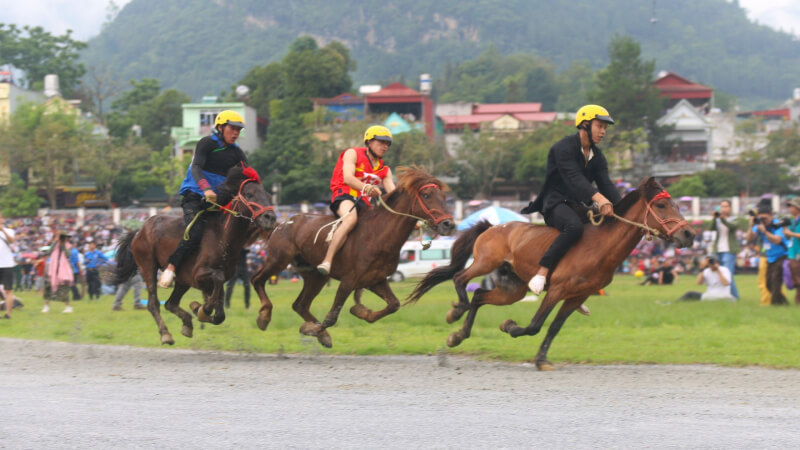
[2, 273, 800, 368]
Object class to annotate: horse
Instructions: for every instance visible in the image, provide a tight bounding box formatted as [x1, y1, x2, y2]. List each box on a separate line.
[406, 177, 696, 370]
[250, 166, 456, 347]
[111, 165, 277, 344]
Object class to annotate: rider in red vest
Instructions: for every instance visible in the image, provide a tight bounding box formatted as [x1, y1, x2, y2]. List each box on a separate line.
[317, 125, 396, 276]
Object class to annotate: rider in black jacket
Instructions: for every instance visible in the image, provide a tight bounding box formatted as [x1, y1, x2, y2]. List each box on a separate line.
[521, 105, 621, 305]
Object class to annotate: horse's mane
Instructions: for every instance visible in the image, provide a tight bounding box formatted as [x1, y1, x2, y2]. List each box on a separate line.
[385, 165, 448, 200]
[609, 176, 665, 220]
[215, 165, 247, 205]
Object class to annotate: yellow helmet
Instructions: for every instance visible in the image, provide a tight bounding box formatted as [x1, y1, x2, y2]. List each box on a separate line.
[364, 125, 393, 145]
[575, 105, 614, 128]
[214, 110, 245, 129]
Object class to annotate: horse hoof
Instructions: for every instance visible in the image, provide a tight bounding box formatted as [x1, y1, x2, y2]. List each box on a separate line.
[189, 301, 201, 314]
[256, 316, 270, 331]
[350, 304, 370, 320]
[299, 321, 322, 336]
[446, 331, 464, 348]
[500, 319, 517, 334]
[317, 330, 333, 348]
[536, 360, 556, 371]
[181, 326, 193, 338]
[446, 308, 464, 324]
[161, 334, 175, 345]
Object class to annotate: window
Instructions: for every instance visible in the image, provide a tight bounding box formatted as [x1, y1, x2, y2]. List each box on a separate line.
[420, 249, 450, 260]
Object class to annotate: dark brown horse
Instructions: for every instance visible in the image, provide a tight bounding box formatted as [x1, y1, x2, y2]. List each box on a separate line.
[250, 166, 456, 347]
[407, 177, 695, 370]
[112, 166, 277, 344]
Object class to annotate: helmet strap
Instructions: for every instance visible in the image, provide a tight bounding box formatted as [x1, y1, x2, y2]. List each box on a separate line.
[581, 121, 594, 150]
[367, 142, 380, 162]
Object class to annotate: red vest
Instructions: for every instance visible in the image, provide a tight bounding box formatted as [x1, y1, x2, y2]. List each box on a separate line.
[330, 147, 390, 206]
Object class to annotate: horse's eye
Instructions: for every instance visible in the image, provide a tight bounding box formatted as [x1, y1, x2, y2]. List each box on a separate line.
[656, 202, 666, 209]
[423, 194, 430, 199]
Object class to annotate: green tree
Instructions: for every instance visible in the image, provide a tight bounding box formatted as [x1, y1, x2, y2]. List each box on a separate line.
[446, 129, 515, 198]
[79, 136, 150, 205]
[0, 174, 42, 217]
[667, 175, 707, 198]
[589, 35, 664, 132]
[106, 78, 190, 151]
[3, 101, 88, 207]
[697, 168, 742, 197]
[0, 24, 87, 95]
[513, 122, 574, 185]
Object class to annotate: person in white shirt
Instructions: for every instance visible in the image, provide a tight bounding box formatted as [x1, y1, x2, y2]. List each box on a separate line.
[0, 212, 17, 319]
[678, 256, 735, 302]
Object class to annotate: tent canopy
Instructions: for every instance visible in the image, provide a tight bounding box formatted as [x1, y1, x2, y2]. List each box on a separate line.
[457, 206, 529, 231]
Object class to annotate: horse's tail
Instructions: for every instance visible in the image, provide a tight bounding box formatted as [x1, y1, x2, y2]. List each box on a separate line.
[110, 231, 139, 285]
[405, 220, 493, 304]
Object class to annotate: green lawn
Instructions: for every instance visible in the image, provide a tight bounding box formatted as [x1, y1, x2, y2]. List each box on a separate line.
[2, 273, 800, 368]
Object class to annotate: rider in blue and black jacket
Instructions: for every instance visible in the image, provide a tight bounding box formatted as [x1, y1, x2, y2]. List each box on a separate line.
[158, 110, 249, 288]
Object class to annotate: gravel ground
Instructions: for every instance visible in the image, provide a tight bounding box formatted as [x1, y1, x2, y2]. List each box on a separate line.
[2, 338, 800, 449]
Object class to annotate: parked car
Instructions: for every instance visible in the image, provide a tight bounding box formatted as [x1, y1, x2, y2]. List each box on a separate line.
[390, 239, 457, 282]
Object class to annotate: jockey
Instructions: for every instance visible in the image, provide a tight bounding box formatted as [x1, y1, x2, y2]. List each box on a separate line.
[158, 110, 250, 288]
[316, 125, 397, 276]
[520, 104, 621, 304]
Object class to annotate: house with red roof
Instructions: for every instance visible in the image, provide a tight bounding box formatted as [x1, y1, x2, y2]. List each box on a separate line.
[653, 71, 713, 112]
[365, 82, 434, 139]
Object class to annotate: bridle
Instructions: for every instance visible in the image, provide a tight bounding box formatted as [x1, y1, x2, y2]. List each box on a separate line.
[411, 183, 454, 226]
[588, 190, 688, 241]
[210, 178, 274, 227]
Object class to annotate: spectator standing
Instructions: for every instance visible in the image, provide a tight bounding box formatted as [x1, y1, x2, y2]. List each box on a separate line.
[83, 239, 109, 300]
[67, 241, 83, 301]
[782, 197, 800, 305]
[710, 200, 740, 299]
[746, 203, 789, 306]
[111, 271, 145, 311]
[43, 233, 75, 313]
[0, 212, 16, 319]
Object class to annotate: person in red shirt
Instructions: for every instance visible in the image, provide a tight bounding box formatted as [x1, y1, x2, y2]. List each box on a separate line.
[317, 126, 397, 276]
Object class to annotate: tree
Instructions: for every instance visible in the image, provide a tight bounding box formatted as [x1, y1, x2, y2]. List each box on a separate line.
[446, 129, 516, 199]
[80, 64, 124, 123]
[514, 122, 574, 186]
[697, 168, 742, 197]
[0, 24, 87, 95]
[79, 136, 150, 205]
[3, 101, 88, 207]
[0, 174, 42, 217]
[589, 35, 664, 132]
[667, 175, 707, 198]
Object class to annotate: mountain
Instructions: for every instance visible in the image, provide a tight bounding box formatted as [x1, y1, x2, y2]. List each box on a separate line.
[82, 0, 800, 106]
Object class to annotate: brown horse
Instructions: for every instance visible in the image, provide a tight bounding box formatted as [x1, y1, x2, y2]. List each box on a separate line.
[112, 166, 277, 344]
[250, 166, 456, 347]
[406, 177, 695, 370]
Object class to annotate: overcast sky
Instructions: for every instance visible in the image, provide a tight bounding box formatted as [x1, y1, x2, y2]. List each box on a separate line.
[0, 0, 798, 41]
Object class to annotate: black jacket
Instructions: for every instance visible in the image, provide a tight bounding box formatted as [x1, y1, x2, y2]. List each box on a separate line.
[521, 133, 621, 215]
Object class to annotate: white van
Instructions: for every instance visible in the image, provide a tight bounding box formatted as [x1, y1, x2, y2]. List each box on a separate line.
[390, 239, 455, 282]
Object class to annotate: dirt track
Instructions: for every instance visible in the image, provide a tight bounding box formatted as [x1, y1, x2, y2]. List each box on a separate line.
[2, 338, 799, 449]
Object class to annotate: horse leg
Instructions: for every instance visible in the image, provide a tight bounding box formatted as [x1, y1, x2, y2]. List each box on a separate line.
[447, 258, 501, 324]
[291, 272, 333, 348]
[190, 267, 226, 325]
[448, 280, 528, 347]
[500, 290, 561, 339]
[349, 280, 399, 323]
[143, 272, 174, 345]
[163, 284, 193, 338]
[533, 296, 588, 371]
[251, 250, 294, 331]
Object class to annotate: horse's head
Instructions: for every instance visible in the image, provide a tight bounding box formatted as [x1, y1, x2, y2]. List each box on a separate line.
[392, 166, 456, 236]
[218, 165, 277, 231]
[639, 177, 695, 248]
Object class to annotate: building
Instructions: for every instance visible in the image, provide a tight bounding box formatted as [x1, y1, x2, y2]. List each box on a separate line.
[654, 99, 714, 176]
[365, 82, 434, 139]
[653, 71, 713, 112]
[170, 99, 264, 157]
[436, 102, 557, 156]
[0, 78, 46, 185]
[310, 93, 364, 122]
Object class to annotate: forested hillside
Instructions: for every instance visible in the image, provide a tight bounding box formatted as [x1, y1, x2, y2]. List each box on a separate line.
[82, 0, 800, 106]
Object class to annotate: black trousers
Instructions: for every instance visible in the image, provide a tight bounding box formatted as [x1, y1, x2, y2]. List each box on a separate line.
[167, 192, 209, 269]
[766, 256, 788, 305]
[86, 268, 101, 299]
[225, 263, 251, 309]
[539, 202, 584, 270]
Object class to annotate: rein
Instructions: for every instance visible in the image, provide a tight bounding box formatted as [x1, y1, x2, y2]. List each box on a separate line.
[587, 190, 688, 241]
[185, 178, 273, 240]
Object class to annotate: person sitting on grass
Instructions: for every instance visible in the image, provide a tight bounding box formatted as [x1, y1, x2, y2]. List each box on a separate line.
[678, 256, 735, 302]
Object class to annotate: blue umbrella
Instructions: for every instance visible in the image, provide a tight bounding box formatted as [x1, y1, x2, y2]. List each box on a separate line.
[457, 206, 529, 231]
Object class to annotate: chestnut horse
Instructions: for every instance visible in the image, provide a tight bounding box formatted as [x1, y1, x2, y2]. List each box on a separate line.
[112, 166, 277, 344]
[406, 177, 695, 370]
[250, 166, 456, 347]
